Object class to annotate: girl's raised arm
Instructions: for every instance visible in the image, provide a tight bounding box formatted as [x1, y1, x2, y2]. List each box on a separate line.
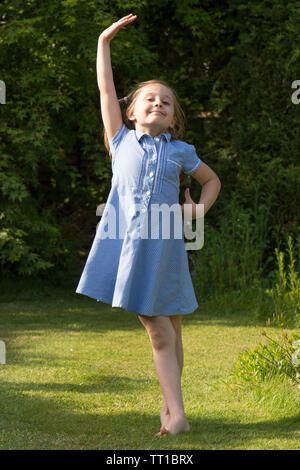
[97, 14, 137, 140]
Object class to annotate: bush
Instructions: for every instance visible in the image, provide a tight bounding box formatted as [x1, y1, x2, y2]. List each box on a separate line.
[233, 331, 300, 386]
[1, 0, 299, 281]
[190, 194, 272, 298]
[265, 235, 300, 327]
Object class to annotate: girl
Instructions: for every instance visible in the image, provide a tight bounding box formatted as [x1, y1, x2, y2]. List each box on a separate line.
[76, 14, 221, 436]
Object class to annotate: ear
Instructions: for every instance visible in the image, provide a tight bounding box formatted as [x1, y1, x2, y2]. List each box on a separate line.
[126, 108, 136, 124]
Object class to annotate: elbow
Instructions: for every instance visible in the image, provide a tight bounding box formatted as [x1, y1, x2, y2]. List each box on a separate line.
[215, 178, 221, 198]
[215, 177, 221, 192]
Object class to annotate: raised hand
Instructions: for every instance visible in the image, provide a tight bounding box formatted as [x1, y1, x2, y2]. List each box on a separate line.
[99, 14, 137, 43]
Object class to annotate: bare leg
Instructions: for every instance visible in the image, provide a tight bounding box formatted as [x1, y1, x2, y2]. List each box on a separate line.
[170, 315, 184, 376]
[138, 314, 190, 435]
[160, 315, 184, 426]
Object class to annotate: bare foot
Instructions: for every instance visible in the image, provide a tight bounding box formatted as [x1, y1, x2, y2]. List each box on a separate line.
[157, 415, 190, 436]
[156, 426, 169, 436]
[160, 402, 170, 429]
[156, 403, 170, 436]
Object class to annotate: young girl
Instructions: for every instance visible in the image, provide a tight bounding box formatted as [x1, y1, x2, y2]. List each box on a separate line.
[76, 14, 221, 436]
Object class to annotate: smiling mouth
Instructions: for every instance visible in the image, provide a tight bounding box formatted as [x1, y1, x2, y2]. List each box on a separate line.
[151, 110, 164, 116]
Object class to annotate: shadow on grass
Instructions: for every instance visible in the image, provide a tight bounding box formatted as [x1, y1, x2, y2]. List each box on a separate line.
[0, 377, 299, 450]
[0, 376, 151, 394]
[0, 274, 276, 333]
[0, 287, 270, 338]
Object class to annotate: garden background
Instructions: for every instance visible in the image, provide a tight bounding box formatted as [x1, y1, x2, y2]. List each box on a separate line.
[0, 0, 299, 450]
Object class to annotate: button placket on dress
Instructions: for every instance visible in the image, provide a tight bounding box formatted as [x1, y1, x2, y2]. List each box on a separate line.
[129, 135, 154, 241]
[132, 135, 160, 239]
[140, 135, 160, 208]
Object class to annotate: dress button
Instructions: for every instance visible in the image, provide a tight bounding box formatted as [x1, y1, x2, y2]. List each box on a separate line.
[154, 137, 159, 141]
[141, 207, 146, 213]
[149, 171, 154, 177]
[146, 190, 151, 195]
[152, 155, 157, 160]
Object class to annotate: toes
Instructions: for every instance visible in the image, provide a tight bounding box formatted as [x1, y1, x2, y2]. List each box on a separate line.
[156, 426, 169, 437]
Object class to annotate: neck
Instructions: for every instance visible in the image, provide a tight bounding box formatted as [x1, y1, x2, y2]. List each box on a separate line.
[135, 124, 169, 138]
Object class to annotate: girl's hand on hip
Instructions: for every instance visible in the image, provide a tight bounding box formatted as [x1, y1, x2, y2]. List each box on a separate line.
[181, 188, 202, 220]
[99, 14, 137, 43]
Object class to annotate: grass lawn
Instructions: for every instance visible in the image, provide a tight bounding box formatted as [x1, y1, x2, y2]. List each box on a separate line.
[0, 281, 299, 450]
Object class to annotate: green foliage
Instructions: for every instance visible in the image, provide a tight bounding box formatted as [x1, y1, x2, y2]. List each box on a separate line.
[234, 331, 300, 386]
[265, 235, 300, 327]
[0, 0, 299, 280]
[200, 0, 300, 250]
[190, 193, 272, 297]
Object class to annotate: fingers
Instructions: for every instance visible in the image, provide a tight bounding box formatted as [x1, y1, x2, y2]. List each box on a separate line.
[112, 14, 137, 31]
[184, 188, 193, 201]
[103, 13, 137, 40]
[121, 14, 137, 19]
[118, 13, 137, 23]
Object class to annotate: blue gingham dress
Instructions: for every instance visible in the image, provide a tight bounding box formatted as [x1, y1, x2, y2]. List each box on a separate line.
[75, 123, 202, 316]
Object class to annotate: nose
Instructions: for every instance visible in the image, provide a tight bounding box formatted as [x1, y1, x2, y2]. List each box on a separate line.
[153, 98, 163, 107]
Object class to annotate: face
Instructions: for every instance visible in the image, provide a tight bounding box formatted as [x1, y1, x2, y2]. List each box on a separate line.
[127, 83, 176, 136]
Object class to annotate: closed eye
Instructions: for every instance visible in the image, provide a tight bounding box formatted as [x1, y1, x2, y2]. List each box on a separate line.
[146, 98, 170, 105]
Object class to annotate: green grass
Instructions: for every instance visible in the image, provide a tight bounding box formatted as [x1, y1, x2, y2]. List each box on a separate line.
[0, 281, 299, 450]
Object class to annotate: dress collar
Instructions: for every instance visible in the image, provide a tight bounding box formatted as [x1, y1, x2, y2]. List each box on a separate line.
[135, 129, 171, 142]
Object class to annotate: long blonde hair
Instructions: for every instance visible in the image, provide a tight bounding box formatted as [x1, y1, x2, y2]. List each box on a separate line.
[103, 79, 186, 162]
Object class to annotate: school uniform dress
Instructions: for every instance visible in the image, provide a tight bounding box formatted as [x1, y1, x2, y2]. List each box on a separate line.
[75, 123, 202, 316]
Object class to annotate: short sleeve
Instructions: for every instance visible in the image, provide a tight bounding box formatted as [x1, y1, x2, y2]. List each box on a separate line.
[182, 144, 202, 175]
[107, 123, 129, 156]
